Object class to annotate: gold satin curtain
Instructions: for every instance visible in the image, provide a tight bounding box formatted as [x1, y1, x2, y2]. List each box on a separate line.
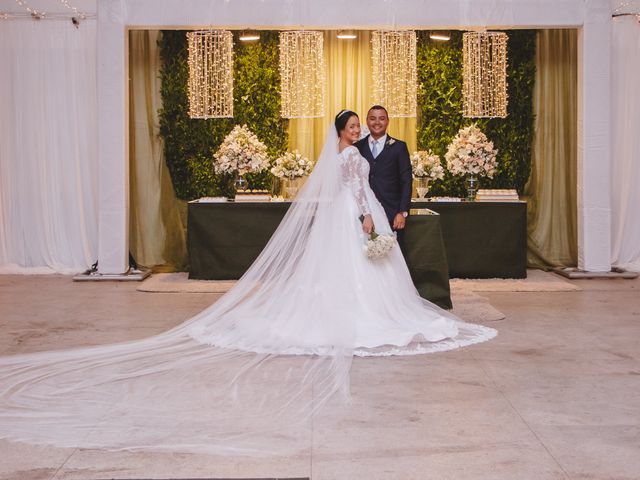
[288, 31, 417, 161]
[525, 29, 578, 268]
[129, 31, 187, 270]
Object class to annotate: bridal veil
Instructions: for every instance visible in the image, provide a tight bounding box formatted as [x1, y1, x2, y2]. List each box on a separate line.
[0, 127, 495, 455]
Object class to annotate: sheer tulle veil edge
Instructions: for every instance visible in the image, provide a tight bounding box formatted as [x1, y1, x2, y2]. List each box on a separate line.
[0, 127, 354, 455]
[0, 126, 496, 455]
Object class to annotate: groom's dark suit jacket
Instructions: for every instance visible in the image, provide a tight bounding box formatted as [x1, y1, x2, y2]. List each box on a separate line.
[354, 135, 413, 225]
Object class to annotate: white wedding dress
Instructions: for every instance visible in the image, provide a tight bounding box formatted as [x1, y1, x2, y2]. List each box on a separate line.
[0, 131, 496, 455]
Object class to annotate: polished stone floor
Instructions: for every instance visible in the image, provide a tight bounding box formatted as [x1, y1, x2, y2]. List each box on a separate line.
[0, 273, 638, 480]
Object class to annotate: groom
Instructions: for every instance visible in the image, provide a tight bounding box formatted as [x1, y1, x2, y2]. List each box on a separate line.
[355, 105, 412, 251]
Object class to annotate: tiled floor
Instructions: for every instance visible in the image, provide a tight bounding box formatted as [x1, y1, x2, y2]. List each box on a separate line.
[0, 273, 638, 480]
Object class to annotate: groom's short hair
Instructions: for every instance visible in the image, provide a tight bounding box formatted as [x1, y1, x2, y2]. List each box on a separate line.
[368, 105, 388, 117]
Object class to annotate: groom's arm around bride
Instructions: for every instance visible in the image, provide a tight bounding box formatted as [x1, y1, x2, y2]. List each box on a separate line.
[354, 105, 413, 251]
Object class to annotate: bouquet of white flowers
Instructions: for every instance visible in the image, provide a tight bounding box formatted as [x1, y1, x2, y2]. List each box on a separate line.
[411, 150, 445, 180]
[359, 215, 397, 260]
[364, 232, 397, 260]
[213, 124, 270, 175]
[271, 150, 313, 179]
[444, 124, 498, 178]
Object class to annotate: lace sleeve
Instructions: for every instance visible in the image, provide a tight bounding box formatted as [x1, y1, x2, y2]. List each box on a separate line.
[340, 147, 371, 216]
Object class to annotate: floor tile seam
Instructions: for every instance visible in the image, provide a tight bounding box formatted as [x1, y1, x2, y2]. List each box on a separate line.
[484, 395, 573, 480]
[468, 350, 573, 480]
[51, 396, 137, 478]
[482, 288, 638, 294]
[592, 340, 640, 362]
[566, 284, 639, 290]
[467, 365, 640, 379]
[515, 421, 640, 428]
[48, 447, 79, 480]
[565, 329, 640, 362]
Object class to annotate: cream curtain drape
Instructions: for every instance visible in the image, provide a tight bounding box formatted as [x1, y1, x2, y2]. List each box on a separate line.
[129, 31, 187, 270]
[0, 20, 98, 273]
[525, 29, 578, 268]
[289, 31, 416, 161]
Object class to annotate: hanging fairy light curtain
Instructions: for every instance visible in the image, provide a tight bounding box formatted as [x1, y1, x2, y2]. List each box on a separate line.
[371, 30, 417, 118]
[279, 31, 325, 118]
[462, 31, 509, 118]
[187, 30, 234, 119]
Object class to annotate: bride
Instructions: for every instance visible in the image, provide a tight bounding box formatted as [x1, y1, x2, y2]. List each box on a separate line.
[0, 110, 496, 455]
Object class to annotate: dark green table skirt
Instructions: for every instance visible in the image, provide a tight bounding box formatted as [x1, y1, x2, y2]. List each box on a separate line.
[412, 201, 527, 279]
[187, 202, 452, 309]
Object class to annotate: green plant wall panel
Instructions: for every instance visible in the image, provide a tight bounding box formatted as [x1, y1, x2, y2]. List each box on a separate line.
[416, 30, 536, 197]
[159, 31, 287, 200]
[158, 30, 535, 200]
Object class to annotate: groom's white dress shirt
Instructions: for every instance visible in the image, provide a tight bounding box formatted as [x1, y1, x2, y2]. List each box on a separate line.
[369, 134, 387, 159]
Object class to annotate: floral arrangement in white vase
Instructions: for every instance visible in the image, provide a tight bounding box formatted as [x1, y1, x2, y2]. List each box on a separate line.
[444, 124, 498, 178]
[213, 124, 270, 175]
[271, 150, 313, 180]
[411, 150, 445, 180]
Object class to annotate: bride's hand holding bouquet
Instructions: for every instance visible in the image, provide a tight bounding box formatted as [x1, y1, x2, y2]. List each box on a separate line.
[359, 215, 396, 260]
[361, 214, 374, 235]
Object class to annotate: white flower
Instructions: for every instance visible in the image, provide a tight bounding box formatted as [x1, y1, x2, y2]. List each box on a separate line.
[364, 232, 397, 260]
[444, 124, 498, 177]
[213, 125, 271, 175]
[271, 150, 313, 179]
[411, 150, 445, 181]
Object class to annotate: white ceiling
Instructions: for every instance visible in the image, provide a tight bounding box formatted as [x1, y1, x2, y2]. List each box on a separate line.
[1, 0, 637, 17]
[0, 0, 96, 14]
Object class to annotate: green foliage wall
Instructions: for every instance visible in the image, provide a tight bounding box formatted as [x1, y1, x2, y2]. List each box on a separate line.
[416, 30, 536, 197]
[159, 30, 535, 200]
[159, 31, 287, 200]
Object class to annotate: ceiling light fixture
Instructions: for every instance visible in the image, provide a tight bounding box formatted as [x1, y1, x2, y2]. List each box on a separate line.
[429, 31, 451, 42]
[371, 30, 417, 118]
[239, 30, 260, 42]
[187, 30, 234, 119]
[462, 31, 509, 118]
[279, 31, 326, 118]
[337, 30, 357, 40]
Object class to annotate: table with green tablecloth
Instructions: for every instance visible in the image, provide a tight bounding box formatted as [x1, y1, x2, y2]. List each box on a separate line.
[411, 201, 527, 278]
[188, 200, 527, 307]
[187, 201, 453, 309]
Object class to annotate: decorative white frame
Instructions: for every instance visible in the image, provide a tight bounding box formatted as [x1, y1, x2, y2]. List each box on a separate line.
[97, 0, 611, 273]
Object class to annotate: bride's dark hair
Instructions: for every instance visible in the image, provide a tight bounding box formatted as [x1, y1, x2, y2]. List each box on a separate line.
[334, 110, 358, 136]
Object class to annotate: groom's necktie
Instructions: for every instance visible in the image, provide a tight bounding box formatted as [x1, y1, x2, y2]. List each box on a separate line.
[371, 140, 379, 159]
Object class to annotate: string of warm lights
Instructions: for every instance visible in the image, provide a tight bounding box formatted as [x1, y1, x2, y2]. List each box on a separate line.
[14, 0, 46, 18]
[58, 0, 87, 20]
[371, 30, 417, 118]
[612, 1, 640, 21]
[1, 0, 94, 21]
[187, 30, 235, 119]
[613, 1, 640, 14]
[462, 31, 509, 118]
[279, 31, 325, 118]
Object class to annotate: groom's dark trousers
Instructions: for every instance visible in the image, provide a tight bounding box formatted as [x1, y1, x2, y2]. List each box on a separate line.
[354, 135, 413, 256]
